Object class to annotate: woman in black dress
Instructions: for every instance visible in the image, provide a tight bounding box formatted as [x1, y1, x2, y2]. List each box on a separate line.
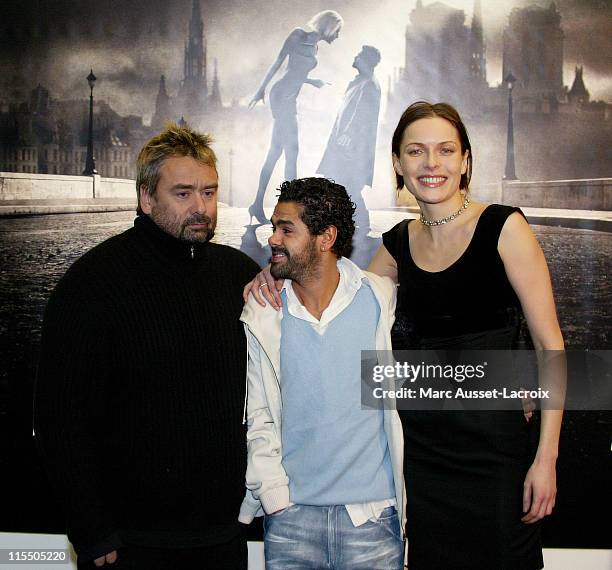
[245, 101, 564, 569]
[368, 101, 564, 569]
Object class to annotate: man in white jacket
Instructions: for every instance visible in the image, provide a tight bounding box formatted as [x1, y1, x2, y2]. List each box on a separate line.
[238, 177, 405, 569]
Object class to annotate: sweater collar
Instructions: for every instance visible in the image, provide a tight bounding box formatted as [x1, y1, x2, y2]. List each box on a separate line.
[133, 214, 210, 262]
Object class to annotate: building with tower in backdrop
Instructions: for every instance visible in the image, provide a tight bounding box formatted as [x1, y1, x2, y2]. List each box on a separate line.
[177, 0, 208, 119]
[151, 75, 173, 132]
[388, 0, 487, 110]
[502, 2, 565, 112]
[0, 84, 140, 178]
[0, 0, 227, 179]
[152, 0, 226, 129]
[384, 0, 610, 185]
[469, 0, 487, 89]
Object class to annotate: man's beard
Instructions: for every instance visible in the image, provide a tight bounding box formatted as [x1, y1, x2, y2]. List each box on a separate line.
[150, 207, 215, 243]
[270, 237, 319, 284]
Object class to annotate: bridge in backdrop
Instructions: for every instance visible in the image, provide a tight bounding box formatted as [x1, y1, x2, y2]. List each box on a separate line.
[1, 172, 611, 233]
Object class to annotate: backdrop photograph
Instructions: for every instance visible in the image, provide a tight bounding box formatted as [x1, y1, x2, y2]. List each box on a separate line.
[1, 0, 610, 566]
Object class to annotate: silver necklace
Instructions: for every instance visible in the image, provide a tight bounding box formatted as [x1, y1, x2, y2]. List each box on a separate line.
[420, 196, 470, 226]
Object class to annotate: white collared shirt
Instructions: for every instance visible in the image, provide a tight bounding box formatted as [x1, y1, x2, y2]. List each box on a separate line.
[281, 256, 397, 525]
[282, 256, 365, 332]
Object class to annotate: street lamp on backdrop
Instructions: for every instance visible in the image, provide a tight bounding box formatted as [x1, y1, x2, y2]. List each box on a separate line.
[503, 71, 518, 181]
[83, 69, 98, 176]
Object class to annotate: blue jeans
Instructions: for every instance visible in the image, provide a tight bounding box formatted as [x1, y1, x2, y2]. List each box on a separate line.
[264, 504, 404, 569]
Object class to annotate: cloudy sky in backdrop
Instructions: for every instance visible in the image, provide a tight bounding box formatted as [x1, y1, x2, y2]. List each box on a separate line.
[1, 0, 610, 122]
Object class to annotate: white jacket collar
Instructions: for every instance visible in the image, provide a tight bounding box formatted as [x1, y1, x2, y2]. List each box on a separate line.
[240, 258, 396, 375]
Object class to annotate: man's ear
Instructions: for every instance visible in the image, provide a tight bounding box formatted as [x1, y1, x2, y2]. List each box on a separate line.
[319, 225, 338, 253]
[139, 186, 153, 215]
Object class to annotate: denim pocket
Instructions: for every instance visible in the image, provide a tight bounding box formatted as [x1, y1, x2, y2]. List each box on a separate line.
[264, 504, 300, 536]
[375, 508, 402, 542]
[377, 506, 398, 521]
[268, 506, 290, 518]
[266, 503, 299, 520]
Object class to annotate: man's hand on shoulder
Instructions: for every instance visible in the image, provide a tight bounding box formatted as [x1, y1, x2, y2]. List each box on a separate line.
[243, 265, 284, 310]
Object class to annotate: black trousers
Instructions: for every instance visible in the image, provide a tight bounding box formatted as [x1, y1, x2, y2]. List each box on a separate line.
[77, 534, 248, 570]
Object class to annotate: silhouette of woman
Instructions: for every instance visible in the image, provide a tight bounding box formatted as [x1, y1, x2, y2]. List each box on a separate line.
[248, 10, 344, 224]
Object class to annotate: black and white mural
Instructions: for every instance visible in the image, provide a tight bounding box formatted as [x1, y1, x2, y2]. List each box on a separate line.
[1, 0, 610, 550]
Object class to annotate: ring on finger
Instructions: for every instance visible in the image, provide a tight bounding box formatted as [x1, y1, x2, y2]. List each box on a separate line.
[259, 283, 269, 289]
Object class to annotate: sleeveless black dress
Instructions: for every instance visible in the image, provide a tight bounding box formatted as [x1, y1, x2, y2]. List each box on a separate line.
[382, 205, 543, 570]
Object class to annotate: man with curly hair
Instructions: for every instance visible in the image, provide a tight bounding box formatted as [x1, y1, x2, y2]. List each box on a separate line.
[238, 177, 406, 569]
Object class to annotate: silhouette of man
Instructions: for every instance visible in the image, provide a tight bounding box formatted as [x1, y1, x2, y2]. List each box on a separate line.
[318, 45, 381, 237]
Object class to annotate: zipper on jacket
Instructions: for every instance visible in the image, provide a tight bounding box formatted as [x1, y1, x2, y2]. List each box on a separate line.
[242, 340, 249, 424]
[242, 323, 282, 424]
[250, 329, 281, 390]
[190, 245, 195, 259]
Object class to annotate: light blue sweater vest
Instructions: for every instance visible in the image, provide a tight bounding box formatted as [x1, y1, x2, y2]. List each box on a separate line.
[280, 284, 395, 506]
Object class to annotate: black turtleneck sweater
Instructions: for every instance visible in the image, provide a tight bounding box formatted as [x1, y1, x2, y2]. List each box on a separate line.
[34, 214, 260, 561]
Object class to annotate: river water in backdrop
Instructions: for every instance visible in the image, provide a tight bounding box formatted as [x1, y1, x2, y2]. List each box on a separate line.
[0, 207, 610, 545]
